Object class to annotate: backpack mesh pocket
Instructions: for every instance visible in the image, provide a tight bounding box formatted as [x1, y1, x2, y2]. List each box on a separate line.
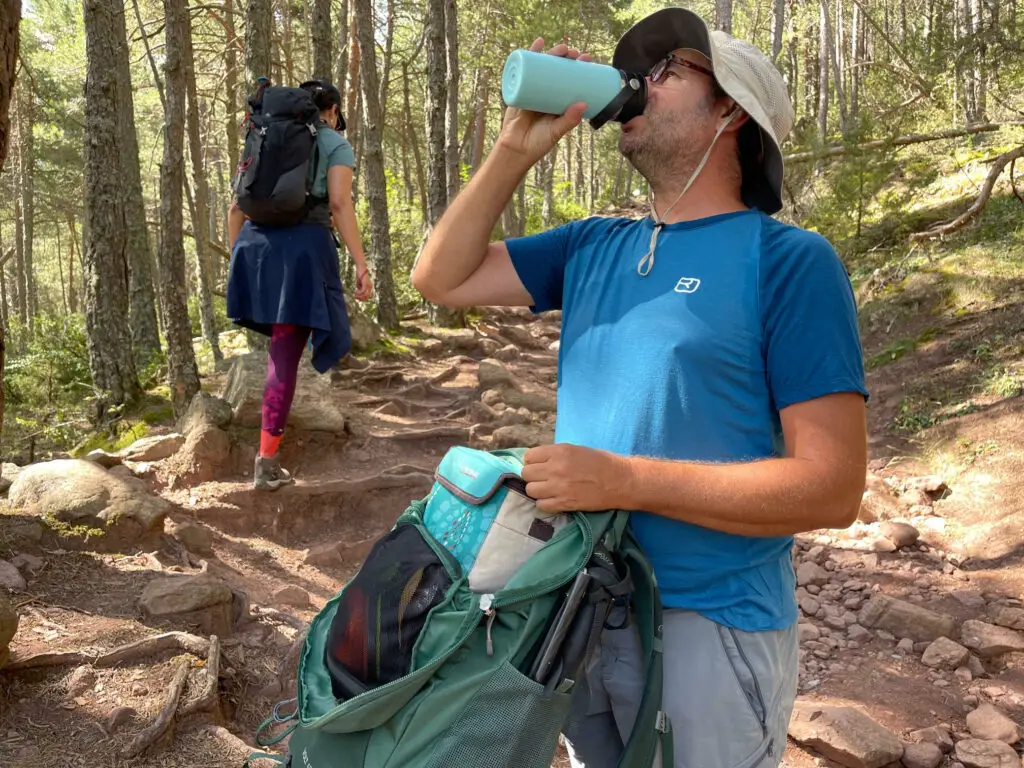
[324, 523, 453, 700]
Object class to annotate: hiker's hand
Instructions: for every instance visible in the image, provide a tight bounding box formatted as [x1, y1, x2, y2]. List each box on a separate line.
[521, 444, 631, 513]
[494, 38, 590, 170]
[355, 266, 373, 301]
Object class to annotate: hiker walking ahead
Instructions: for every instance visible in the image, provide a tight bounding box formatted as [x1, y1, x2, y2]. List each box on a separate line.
[412, 9, 868, 767]
[227, 78, 373, 491]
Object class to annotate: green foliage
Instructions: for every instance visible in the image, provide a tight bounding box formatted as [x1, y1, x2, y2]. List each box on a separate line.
[4, 312, 91, 408]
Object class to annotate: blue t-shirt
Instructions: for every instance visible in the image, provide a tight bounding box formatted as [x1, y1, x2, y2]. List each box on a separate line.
[506, 209, 868, 632]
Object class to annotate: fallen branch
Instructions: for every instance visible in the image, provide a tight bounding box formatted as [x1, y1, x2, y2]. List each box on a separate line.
[784, 122, 1023, 164]
[909, 145, 1024, 242]
[370, 425, 470, 441]
[179, 635, 220, 717]
[3, 651, 92, 671]
[121, 658, 191, 757]
[95, 631, 210, 668]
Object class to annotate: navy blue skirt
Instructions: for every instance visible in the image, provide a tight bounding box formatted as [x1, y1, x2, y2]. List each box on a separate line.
[226, 221, 352, 373]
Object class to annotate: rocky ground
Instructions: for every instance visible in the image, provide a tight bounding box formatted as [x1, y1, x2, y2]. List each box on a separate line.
[0, 302, 1023, 768]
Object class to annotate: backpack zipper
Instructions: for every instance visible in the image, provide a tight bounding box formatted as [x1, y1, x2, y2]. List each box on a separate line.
[480, 593, 497, 656]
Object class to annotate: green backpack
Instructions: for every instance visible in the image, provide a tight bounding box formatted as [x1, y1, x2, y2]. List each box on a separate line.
[245, 446, 673, 768]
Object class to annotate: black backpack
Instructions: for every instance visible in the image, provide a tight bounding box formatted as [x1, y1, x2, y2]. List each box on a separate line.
[233, 81, 322, 227]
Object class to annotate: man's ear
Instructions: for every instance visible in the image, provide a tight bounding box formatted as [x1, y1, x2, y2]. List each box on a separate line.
[721, 102, 750, 133]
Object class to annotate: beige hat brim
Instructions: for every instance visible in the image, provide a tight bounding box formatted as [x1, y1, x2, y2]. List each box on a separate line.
[612, 7, 786, 215]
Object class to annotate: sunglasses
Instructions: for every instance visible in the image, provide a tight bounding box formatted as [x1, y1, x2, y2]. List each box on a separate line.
[648, 53, 714, 83]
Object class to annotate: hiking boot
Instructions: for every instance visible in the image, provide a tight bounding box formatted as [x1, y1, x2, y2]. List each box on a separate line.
[254, 454, 293, 491]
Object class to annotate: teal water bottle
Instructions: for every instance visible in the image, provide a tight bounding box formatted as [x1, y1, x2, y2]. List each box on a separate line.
[501, 49, 647, 129]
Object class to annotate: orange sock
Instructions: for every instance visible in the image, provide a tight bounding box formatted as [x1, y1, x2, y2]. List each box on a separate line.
[260, 431, 282, 458]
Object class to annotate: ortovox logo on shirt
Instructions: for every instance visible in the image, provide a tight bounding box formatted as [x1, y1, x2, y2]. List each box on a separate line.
[674, 277, 701, 294]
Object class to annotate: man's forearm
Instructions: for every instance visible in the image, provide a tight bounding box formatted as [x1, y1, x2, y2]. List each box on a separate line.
[412, 147, 529, 296]
[620, 455, 864, 538]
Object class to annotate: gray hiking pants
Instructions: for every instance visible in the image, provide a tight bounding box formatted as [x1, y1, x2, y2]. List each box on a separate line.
[562, 608, 798, 768]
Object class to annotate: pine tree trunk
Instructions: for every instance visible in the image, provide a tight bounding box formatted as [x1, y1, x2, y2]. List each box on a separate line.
[822, 0, 847, 134]
[378, 0, 395, 120]
[282, 0, 295, 83]
[353, 0, 398, 331]
[817, 1, 829, 139]
[183, 17, 222, 364]
[574, 123, 584, 204]
[114, 0, 161, 365]
[312, 0, 332, 79]
[851, 2, 860, 119]
[470, 68, 488, 174]
[345, 26, 359, 132]
[773, 0, 785, 61]
[971, 0, 986, 122]
[67, 212, 78, 314]
[444, 0, 460, 200]
[17, 85, 33, 331]
[403, 62, 428, 222]
[244, 0, 272, 90]
[83, 0, 142, 414]
[716, 0, 733, 32]
[542, 144, 557, 226]
[0, 0, 18, 174]
[336, 0, 348, 92]
[224, 0, 240, 169]
[12, 127, 25, 328]
[424, 0, 447, 223]
[158, 0, 201, 416]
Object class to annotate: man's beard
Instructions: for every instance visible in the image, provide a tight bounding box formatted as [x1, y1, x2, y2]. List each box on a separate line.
[619, 104, 714, 191]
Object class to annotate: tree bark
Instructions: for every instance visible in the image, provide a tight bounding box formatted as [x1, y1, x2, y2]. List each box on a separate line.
[822, 0, 848, 134]
[403, 62, 427, 222]
[183, 15, 222, 364]
[773, 0, 785, 61]
[817, 1, 829, 139]
[542, 144, 557, 226]
[244, 0, 272, 90]
[378, 0, 395, 121]
[158, 0, 201, 416]
[16, 84, 33, 330]
[424, 0, 447, 222]
[67, 212, 78, 314]
[716, 0, 733, 33]
[470, 68, 489, 174]
[83, 0, 143, 414]
[336, 0, 348, 92]
[224, 0, 240, 173]
[12, 111, 24, 327]
[0, 0, 18, 172]
[312, 0, 332, 80]
[114, 0, 161, 365]
[444, 0, 460, 200]
[353, 0, 398, 331]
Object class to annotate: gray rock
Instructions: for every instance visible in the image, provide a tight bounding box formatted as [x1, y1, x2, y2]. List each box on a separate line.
[85, 449, 122, 468]
[477, 359, 518, 389]
[909, 726, 954, 753]
[955, 666, 974, 682]
[0, 593, 19, 668]
[967, 655, 987, 678]
[797, 562, 830, 587]
[788, 701, 905, 768]
[965, 703, 1021, 744]
[170, 425, 233, 484]
[848, 624, 872, 642]
[952, 591, 988, 610]
[901, 742, 943, 768]
[897, 638, 916, 653]
[140, 575, 236, 636]
[119, 433, 185, 462]
[67, 666, 97, 698]
[304, 542, 344, 567]
[491, 424, 554, 449]
[493, 344, 520, 362]
[167, 520, 214, 555]
[105, 706, 137, 734]
[798, 593, 821, 616]
[177, 392, 233, 437]
[478, 339, 502, 357]
[223, 353, 348, 434]
[872, 538, 898, 553]
[960, 620, 1024, 658]
[8, 459, 169, 536]
[9, 554, 44, 572]
[0, 561, 27, 591]
[992, 607, 1024, 632]
[858, 594, 957, 642]
[805, 545, 828, 564]
[798, 623, 820, 643]
[879, 521, 920, 549]
[954, 738, 1019, 768]
[921, 637, 970, 669]
[272, 586, 312, 609]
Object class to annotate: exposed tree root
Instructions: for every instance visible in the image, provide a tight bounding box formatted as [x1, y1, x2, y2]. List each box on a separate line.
[251, 605, 307, 633]
[95, 631, 210, 668]
[3, 651, 92, 670]
[179, 635, 221, 717]
[370, 425, 471, 441]
[121, 657, 191, 757]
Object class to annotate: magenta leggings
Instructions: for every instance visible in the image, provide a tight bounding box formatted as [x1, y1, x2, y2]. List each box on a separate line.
[262, 324, 311, 436]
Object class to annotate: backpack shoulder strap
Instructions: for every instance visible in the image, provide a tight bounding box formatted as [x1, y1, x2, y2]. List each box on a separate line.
[617, 530, 673, 768]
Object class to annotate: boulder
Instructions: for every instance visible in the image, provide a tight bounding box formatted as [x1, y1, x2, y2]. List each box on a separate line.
[119, 433, 185, 463]
[879, 522, 920, 549]
[954, 739, 1019, 768]
[491, 424, 554, 449]
[177, 392, 233, 437]
[272, 586, 312, 609]
[0, 561, 27, 591]
[909, 726, 953, 754]
[900, 742, 943, 768]
[497, 324, 546, 351]
[0, 592, 18, 668]
[858, 595, 957, 642]
[788, 701, 905, 768]
[921, 637, 971, 669]
[992, 607, 1024, 632]
[164, 425, 233, 484]
[8, 459, 169, 541]
[966, 703, 1021, 744]
[476, 359, 557, 414]
[140, 575, 236, 636]
[223, 353, 348, 434]
[797, 562, 830, 587]
[85, 449, 122, 468]
[167, 519, 214, 555]
[0, 462, 22, 495]
[960, 620, 1024, 658]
